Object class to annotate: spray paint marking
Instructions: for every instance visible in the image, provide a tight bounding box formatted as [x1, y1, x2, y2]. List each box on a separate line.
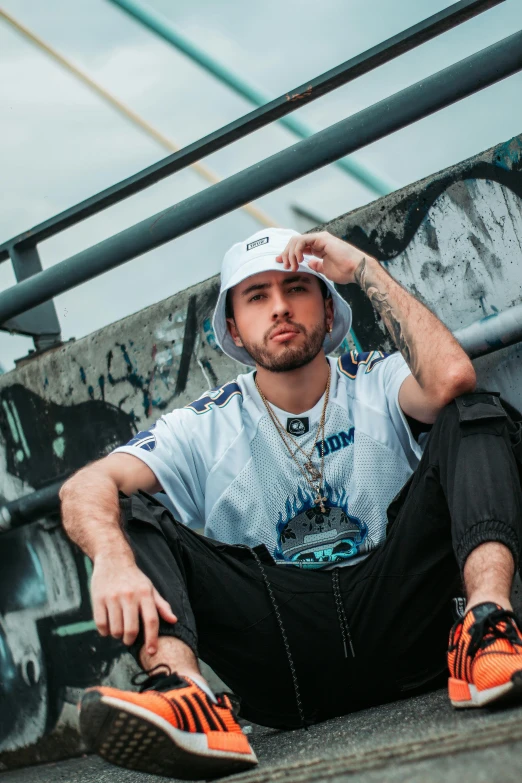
[52, 422, 65, 459]
[53, 620, 97, 637]
[203, 318, 218, 350]
[2, 399, 31, 462]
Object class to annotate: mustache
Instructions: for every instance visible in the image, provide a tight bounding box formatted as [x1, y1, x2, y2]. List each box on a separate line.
[264, 319, 306, 343]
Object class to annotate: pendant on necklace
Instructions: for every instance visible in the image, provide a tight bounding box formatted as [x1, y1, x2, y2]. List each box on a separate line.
[313, 493, 327, 513]
[304, 461, 321, 481]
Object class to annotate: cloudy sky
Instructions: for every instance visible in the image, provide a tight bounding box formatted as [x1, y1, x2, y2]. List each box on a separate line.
[0, 0, 521, 370]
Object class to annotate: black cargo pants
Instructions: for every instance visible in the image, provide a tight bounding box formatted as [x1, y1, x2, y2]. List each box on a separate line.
[120, 391, 522, 729]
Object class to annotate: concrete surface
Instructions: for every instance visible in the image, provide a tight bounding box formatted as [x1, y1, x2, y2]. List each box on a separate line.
[1, 688, 522, 783]
[1, 132, 521, 763]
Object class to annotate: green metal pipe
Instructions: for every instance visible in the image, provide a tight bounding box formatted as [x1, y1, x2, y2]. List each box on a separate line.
[107, 0, 392, 196]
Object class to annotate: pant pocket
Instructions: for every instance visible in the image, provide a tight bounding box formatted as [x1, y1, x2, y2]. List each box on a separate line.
[120, 490, 177, 534]
[455, 391, 507, 436]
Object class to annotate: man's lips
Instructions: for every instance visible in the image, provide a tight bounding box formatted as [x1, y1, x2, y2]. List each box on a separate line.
[269, 326, 301, 343]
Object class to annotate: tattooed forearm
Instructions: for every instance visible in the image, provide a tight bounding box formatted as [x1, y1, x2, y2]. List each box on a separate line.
[349, 251, 476, 405]
[354, 258, 420, 380]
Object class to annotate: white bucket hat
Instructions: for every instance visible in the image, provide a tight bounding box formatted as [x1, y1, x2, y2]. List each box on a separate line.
[213, 227, 352, 366]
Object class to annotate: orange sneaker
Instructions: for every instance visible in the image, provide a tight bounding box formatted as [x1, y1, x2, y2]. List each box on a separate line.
[79, 668, 258, 779]
[448, 602, 522, 708]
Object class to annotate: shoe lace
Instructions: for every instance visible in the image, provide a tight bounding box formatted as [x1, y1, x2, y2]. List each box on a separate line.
[468, 609, 522, 658]
[131, 663, 178, 692]
[216, 692, 242, 723]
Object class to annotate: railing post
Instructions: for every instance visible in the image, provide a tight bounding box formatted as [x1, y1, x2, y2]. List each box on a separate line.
[2, 244, 62, 353]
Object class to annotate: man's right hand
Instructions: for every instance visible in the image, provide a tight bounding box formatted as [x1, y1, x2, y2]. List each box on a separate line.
[91, 555, 177, 655]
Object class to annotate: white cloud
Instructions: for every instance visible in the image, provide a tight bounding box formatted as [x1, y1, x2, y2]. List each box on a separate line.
[0, 0, 521, 369]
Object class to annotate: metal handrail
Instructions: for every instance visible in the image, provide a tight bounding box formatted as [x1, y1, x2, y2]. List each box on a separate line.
[107, 0, 504, 196]
[0, 7, 278, 231]
[3, 300, 521, 533]
[456, 304, 522, 359]
[0, 29, 521, 326]
[0, 0, 504, 261]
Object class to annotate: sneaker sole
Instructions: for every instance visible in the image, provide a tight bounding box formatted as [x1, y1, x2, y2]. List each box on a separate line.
[79, 691, 258, 779]
[449, 670, 522, 709]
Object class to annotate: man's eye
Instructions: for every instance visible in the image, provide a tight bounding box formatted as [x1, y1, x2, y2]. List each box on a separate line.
[249, 294, 264, 302]
[289, 286, 306, 292]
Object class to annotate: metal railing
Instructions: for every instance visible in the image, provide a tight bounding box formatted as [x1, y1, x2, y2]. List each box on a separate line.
[2, 300, 522, 533]
[0, 0, 510, 350]
[109, 0, 501, 196]
[2, 0, 522, 530]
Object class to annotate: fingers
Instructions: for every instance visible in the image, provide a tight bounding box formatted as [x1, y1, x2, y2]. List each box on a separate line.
[93, 598, 109, 637]
[289, 237, 304, 270]
[95, 594, 174, 652]
[91, 565, 177, 653]
[155, 590, 178, 624]
[122, 599, 140, 647]
[106, 600, 124, 640]
[288, 239, 299, 270]
[276, 233, 325, 271]
[276, 237, 299, 271]
[141, 595, 160, 656]
[308, 259, 323, 274]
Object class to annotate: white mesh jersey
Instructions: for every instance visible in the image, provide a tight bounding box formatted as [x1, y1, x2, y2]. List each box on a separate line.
[112, 351, 424, 569]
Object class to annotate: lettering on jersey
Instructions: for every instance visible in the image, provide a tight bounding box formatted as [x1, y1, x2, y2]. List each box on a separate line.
[315, 427, 354, 458]
[185, 382, 242, 414]
[337, 350, 388, 380]
[126, 428, 157, 451]
[274, 482, 367, 568]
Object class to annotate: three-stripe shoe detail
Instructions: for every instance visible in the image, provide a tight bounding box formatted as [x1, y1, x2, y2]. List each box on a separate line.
[79, 672, 258, 779]
[448, 602, 522, 708]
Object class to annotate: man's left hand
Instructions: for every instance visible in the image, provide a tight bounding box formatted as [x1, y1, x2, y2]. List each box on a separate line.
[276, 231, 371, 285]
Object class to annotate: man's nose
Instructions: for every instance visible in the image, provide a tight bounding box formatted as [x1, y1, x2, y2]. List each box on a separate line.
[271, 292, 292, 319]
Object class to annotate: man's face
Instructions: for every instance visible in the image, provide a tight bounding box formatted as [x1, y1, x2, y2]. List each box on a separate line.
[226, 270, 333, 372]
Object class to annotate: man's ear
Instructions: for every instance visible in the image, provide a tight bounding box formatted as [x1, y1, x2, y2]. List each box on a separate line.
[325, 297, 334, 331]
[226, 317, 243, 347]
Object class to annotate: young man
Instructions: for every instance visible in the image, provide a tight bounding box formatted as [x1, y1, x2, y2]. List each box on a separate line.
[60, 228, 522, 779]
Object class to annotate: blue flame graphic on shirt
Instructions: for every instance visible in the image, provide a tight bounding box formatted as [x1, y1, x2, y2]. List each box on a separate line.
[274, 482, 367, 568]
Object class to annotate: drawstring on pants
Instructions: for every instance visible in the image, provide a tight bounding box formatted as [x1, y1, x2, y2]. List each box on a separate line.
[246, 550, 355, 728]
[248, 548, 309, 729]
[332, 568, 355, 659]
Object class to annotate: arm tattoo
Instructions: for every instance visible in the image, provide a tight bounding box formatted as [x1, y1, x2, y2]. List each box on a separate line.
[354, 258, 420, 380]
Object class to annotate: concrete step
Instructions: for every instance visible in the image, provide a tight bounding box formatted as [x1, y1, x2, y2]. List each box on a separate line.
[1, 689, 521, 783]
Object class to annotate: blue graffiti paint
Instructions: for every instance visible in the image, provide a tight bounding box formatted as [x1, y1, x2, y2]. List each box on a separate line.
[493, 135, 522, 172]
[203, 318, 218, 350]
[79, 367, 87, 384]
[0, 631, 17, 686]
[119, 343, 151, 415]
[12, 543, 47, 610]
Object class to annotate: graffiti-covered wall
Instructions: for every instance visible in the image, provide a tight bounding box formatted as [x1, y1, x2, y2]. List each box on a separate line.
[0, 133, 521, 767]
[329, 134, 522, 410]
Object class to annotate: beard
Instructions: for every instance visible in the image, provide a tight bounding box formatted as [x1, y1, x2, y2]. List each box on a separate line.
[238, 317, 327, 372]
